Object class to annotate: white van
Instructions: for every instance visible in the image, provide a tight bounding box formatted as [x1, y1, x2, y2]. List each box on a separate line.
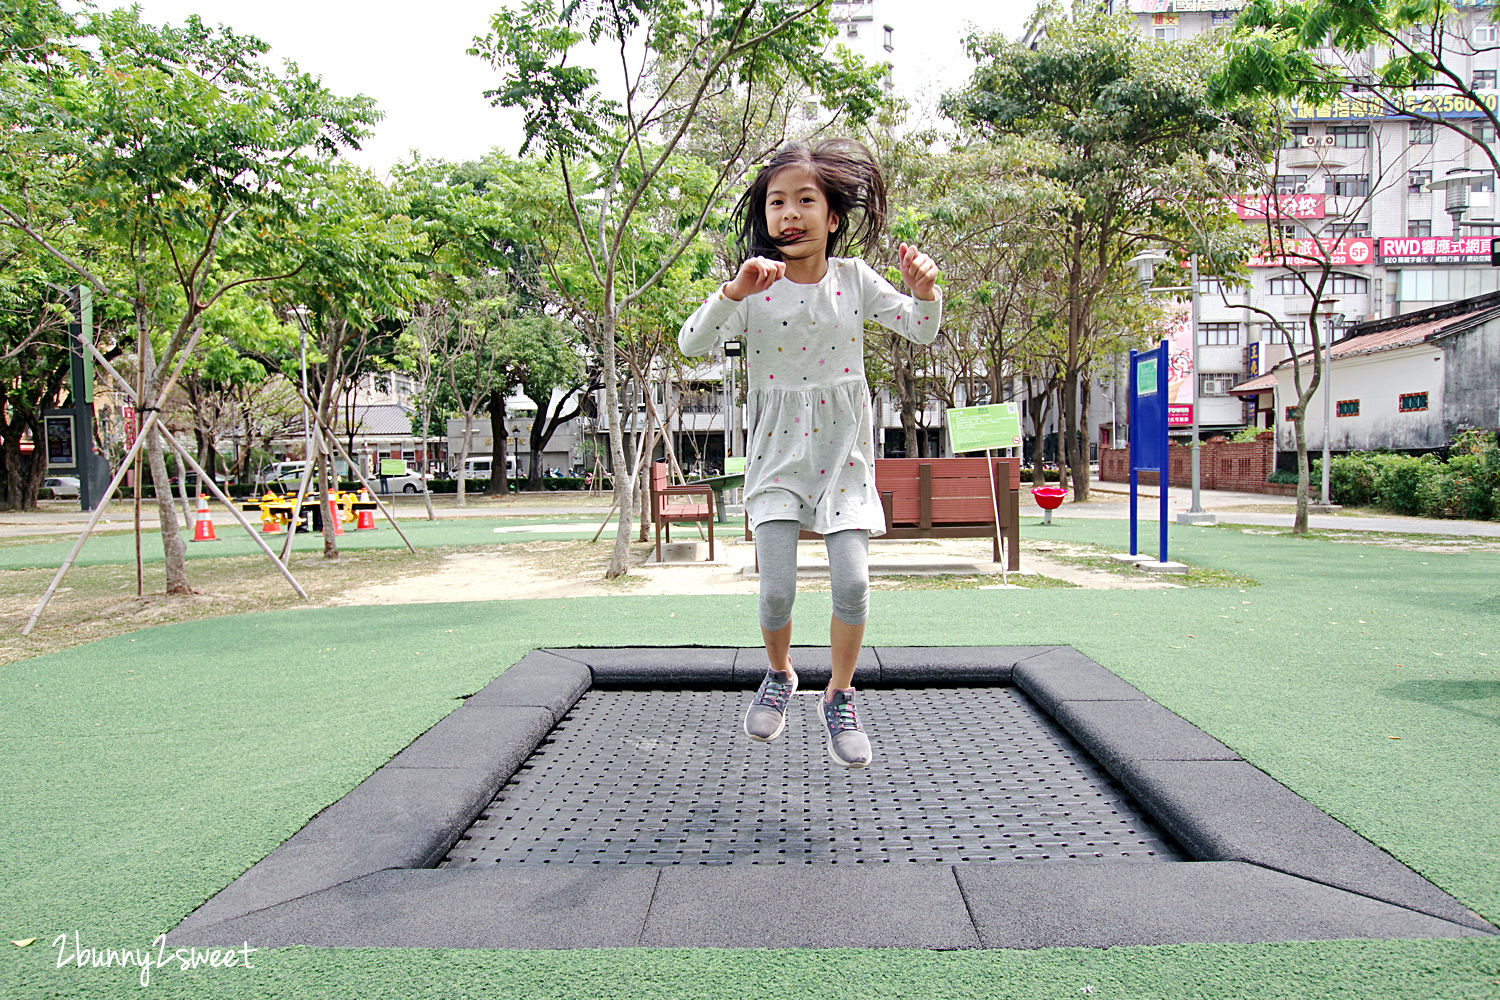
[461, 456, 518, 478]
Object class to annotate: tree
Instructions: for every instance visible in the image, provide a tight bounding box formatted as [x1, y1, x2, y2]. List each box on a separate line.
[1215, 0, 1500, 178]
[473, 0, 888, 577]
[504, 314, 594, 489]
[0, 5, 379, 590]
[943, 3, 1259, 500]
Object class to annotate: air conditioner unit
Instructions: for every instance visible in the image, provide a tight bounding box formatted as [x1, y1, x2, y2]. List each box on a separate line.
[1201, 378, 1234, 397]
[1321, 134, 1337, 146]
[1300, 135, 1318, 147]
[1294, 183, 1310, 193]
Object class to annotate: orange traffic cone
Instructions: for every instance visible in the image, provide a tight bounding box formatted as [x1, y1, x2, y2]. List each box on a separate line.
[356, 488, 376, 530]
[191, 494, 217, 542]
[328, 494, 344, 536]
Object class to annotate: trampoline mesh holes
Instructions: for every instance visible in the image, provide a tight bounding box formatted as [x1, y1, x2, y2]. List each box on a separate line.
[440, 687, 1184, 867]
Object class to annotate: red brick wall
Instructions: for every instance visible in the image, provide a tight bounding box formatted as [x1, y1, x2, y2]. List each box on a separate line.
[1099, 432, 1275, 492]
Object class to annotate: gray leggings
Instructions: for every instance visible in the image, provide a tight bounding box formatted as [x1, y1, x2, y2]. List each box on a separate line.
[756, 520, 869, 631]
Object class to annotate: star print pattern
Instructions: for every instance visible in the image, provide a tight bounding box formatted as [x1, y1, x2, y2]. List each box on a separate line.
[677, 256, 943, 536]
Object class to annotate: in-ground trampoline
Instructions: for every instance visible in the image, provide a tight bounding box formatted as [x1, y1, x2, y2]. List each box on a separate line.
[169, 646, 1496, 950]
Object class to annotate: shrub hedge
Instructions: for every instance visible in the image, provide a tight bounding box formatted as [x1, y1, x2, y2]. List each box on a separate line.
[1316, 431, 1499, 519]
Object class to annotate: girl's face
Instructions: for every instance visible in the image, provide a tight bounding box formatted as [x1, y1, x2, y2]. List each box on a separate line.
[764, 163, 839, 261]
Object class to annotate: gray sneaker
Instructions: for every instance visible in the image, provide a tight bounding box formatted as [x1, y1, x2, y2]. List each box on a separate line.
[744, 667, 798, 741]
[819, 688, 872, 768]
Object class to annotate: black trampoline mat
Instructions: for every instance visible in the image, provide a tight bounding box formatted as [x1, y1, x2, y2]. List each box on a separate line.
[442, 687, 1182, 867]
[168, 645, 1496, 951]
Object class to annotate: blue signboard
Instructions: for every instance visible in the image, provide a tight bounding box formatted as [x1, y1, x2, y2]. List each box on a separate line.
[1128, 342, 1170, 562]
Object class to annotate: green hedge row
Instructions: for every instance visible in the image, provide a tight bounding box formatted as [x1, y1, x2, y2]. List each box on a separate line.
[1314, 430, 1500, 520]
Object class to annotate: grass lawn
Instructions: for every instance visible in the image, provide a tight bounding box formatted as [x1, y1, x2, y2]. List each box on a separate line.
[1, 516, 1497, 998]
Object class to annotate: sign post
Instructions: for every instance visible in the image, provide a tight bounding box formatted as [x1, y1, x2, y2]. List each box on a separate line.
[947, 402, 1022, 582]
[1129, 342, 1170, 562]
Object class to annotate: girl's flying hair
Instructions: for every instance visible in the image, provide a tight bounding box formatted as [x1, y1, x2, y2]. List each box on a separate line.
[732, 138, 888, 266]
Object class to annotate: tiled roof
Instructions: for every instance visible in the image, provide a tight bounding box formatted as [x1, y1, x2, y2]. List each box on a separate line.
[334, 404, 416, 436]
[1230, 297, 1500, 394]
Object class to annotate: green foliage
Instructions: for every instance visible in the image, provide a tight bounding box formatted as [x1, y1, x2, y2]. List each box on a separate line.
[1323, 437, 1498, 519]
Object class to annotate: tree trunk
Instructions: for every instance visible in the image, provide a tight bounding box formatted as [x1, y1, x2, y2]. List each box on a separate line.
[1027, 391, 1048, 487]
[318, 445, 339, 559]
[602, 313, 636, 579]
[486, 391, 509, 496]
[138, 323, 191, 594]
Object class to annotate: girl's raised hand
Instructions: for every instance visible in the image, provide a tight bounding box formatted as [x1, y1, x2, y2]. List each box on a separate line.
[723, 256, 786, 300]
[898, 243, 940, 301]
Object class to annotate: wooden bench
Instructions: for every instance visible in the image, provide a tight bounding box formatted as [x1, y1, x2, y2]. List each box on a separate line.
[874, 457, 1020, 569]
[742, 456, 1021, 570]
[649, 460, 715, 562]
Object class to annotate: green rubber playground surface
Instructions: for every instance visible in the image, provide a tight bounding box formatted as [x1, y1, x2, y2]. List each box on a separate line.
[3, 517, 1498, 998]
[0, 515, 613, 570]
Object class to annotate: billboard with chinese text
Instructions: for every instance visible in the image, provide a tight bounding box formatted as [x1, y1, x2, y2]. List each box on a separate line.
[1248, 237, 1375, 268]
[1287, 90, 1498, 121]
[1377, 235, 1494, 265]
[1232, 194, 1325, 220]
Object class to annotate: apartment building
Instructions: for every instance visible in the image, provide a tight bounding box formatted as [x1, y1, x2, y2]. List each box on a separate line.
[1124, 0, 1500, 437]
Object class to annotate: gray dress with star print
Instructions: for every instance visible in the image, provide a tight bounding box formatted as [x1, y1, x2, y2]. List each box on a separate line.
[678, 257, 943, 537]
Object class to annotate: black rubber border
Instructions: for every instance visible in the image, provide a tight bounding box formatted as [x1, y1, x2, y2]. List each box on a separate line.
[168, 646, 1495, 950]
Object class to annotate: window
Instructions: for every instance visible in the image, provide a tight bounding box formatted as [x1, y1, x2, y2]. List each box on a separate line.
[1410, 122, 1434, 144]
[883, 24, 893, 50]
[1472, 119, 1497, 143]
[1197, 276, 1227, 296]
[1399, 392, 1429, 412]
[1279, 319, 1312, 345]
[1400, 268, 1437, 300]
[1336, 399, 1360, 417]
[1328, 125, 1369, 148]
[1477, 23, 1499, 44]
[1408, 219, 1432, 237]
[1330, 173, 1370, 197]
[1472, 172, 1495, 193]
[1198, 322, 1240, 345]
[1273, 173, 1309, 194]
[1341, 222, 1372, 237]
[1467, 223, 1500, 236]
[1329, 273, 1370, 295]
[1268, 275, 1308, 295]
[1275, 223, 1305, 240]
[846, 21, 858, 36]
[1282, 126, 1309, 149]
[1154, 26, 1177, 41]
[1199, 374, 1236, 396]
[1409, 169, 1432, 194]
[1474, 70, 1498, 90]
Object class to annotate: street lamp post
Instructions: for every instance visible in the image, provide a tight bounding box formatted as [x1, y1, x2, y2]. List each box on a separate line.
[1128, 250, 1215, 526]
[1318, 307, 1344, 508]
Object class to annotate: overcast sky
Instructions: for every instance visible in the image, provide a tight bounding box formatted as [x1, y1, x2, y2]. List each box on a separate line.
[114, 1, 1034, 175]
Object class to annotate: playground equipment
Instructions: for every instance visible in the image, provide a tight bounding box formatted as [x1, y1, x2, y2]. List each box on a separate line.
[1032, 486, 1067, 526]
[356, 489, 377, 530]
[190, 495, 217, 542]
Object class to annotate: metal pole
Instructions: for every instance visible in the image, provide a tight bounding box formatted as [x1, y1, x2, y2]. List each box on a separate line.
[300, 323, 310, 464]
[1188, 255, 1202, 512]
[1177, 256, 1215, 525]
[1321, 313, 1333, 506]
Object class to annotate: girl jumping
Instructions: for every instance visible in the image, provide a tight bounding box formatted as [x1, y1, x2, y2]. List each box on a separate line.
[677, 138, 942, 769]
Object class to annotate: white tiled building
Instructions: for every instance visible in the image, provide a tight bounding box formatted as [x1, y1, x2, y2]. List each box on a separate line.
[1121, 0, 1500, 438]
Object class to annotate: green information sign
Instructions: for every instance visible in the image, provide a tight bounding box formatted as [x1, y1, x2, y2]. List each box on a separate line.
[1138, 358, 1158, 395]
[724, 456, 746, 475]
[379, 458, 407, 475]
[947, 403, 1022, 453]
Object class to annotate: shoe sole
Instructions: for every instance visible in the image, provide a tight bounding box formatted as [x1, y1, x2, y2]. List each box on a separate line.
[817, 697, 872, 769]
[744, 673, 798, 741]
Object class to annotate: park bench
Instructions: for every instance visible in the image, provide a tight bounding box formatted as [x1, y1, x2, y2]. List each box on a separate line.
[874, 457, 1021, 569]
[649, 460, 715, 562]
[743, 456, 1022, 570]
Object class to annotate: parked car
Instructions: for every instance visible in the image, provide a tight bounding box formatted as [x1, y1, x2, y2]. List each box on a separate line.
[376, 465, 427, 494]
[43, 475, 80, 499]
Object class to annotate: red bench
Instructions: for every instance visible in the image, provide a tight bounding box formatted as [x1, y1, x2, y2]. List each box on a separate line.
[649, 460, 715, 562]
[743, 456, 1021, 570]
[874, 457, 1020, 569]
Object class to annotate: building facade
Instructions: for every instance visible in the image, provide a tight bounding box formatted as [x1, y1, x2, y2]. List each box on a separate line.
[1123, 0, 1500, 444]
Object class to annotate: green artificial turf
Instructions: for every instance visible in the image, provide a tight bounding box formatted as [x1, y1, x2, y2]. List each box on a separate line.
[0, 515, 613, 570]
[2, 517, 1498, 998]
